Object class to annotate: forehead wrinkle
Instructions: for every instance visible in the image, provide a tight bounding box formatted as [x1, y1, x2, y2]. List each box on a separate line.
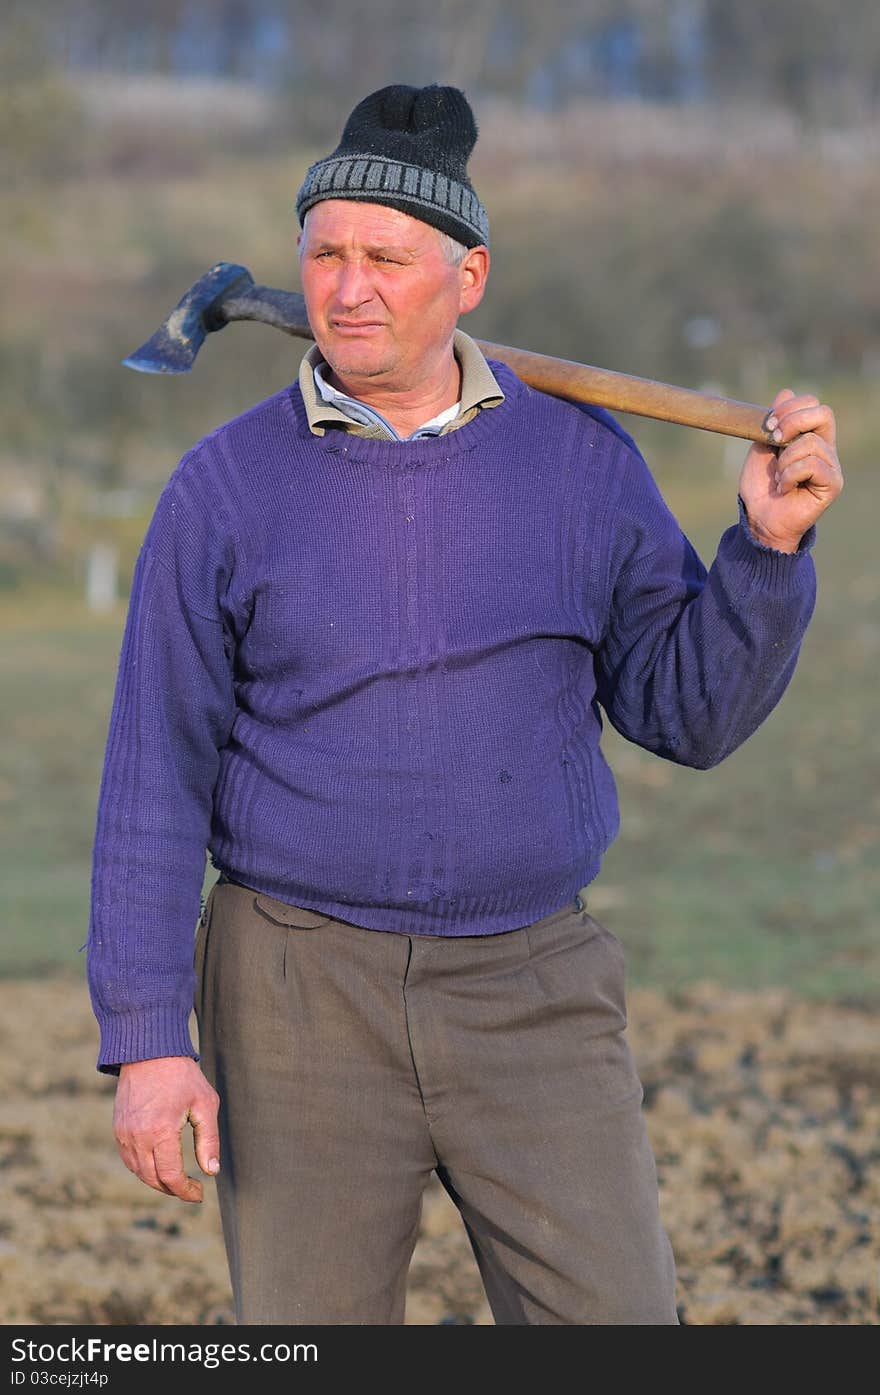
[301, 207, 438, 257]
[307, 233, 421, 258]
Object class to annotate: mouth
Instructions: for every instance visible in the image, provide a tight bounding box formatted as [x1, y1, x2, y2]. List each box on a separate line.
[330, 320, 387, 334]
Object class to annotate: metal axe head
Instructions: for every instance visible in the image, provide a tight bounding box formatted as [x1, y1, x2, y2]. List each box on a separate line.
[122, 262, 771, 441]
[122, 261, 255, 373]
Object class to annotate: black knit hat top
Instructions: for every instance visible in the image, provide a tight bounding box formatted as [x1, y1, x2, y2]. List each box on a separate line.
[296, 84, 489, 248]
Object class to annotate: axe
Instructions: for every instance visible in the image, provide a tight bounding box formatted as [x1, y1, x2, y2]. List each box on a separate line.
[123, 261, 774, 443]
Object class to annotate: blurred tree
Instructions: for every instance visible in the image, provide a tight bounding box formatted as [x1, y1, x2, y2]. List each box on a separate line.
[704, 0, 880, 125]
[12, 0, 880, 124]
[0, 8, 84, 184]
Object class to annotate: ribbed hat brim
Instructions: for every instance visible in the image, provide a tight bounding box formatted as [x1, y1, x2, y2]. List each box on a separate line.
[296, 153, 489, 248]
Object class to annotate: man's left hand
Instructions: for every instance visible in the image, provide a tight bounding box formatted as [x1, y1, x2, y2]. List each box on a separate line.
[739, 388, 843, 553]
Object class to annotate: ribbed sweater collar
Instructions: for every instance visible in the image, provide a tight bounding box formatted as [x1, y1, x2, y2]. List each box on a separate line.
[281, 358, 526, 468]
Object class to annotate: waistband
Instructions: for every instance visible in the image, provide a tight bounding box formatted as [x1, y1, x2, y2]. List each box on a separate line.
[214, 872, 587, 929]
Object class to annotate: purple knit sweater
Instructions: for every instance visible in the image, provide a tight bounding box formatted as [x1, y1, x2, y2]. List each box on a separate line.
[87, 362, 816, 1071]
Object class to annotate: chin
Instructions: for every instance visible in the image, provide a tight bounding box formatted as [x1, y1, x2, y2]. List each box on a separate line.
[325, 352, 394, 381]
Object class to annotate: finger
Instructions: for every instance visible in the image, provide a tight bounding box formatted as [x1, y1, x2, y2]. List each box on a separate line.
[774, 389, 818, 412]
[768, 402, 836, 449]
[762, 387, 798, 432]
[774, 432, 838, 473]
[117, 1137, 179, 1196]
[765, 387, 817, 417]
[153, 1136, 204, 1204]
[189, 1096, 221, 1177]
[775, 456, 840, 497]
[137, 1164, 179, 1198]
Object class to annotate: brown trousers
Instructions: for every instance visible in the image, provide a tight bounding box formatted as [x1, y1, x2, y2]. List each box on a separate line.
[194, 878, 678, 1325]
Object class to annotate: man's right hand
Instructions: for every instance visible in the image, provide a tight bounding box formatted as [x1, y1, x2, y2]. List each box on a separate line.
[114, 1056, 220, 1203]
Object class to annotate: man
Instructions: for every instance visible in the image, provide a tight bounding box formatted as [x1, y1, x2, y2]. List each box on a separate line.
[87, 84, 842, 1325]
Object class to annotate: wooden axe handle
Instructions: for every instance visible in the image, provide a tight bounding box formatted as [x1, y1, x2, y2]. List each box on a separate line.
[474, 338, 772, 443]
[224, 284, 771, 443]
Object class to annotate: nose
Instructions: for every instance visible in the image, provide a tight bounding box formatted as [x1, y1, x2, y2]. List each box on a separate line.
[334, 257, 374, 311]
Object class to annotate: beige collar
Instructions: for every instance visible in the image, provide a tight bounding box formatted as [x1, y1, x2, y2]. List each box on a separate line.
[298, 329, 504, 438]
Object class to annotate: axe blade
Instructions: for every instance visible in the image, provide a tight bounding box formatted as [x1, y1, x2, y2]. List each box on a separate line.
[122, 263, 771, 441]
[122, 261, 255, 373]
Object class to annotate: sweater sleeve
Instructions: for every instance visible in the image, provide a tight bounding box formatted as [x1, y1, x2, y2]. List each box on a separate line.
[86, 452, 238, 1073]
[592, 442, 817, 770]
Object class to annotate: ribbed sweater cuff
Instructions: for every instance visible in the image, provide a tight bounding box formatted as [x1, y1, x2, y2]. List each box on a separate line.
[730, 496, 816, 586]
[96, 1005, 198, 1076]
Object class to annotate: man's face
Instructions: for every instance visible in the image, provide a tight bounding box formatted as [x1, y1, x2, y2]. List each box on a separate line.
[297, 200, 488, 393]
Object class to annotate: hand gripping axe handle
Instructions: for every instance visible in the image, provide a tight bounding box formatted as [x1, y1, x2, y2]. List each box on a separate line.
[123, 262, 775, 443]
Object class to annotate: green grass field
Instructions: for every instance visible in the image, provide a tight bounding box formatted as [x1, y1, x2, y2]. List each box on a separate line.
[3, 383, 876, 998]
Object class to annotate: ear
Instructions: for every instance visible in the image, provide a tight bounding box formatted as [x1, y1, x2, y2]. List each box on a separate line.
[458, 245, 490, 316]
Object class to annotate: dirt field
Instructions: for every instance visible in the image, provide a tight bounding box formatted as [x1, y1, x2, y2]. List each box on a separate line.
[2, 978, 877, 1326]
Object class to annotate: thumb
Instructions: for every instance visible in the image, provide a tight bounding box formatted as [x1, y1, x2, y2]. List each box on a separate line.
[189, 1100, 221, 1177]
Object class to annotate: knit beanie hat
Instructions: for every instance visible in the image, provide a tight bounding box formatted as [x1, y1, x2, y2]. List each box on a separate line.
[296, 84, 489, 248]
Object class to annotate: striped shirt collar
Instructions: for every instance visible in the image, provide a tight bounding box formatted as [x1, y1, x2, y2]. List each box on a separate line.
[298, 329, 504, 440]
[313, 360, 461, 439]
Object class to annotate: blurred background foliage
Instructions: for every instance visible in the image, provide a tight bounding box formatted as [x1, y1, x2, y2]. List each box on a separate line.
[1, 1, 877, 995]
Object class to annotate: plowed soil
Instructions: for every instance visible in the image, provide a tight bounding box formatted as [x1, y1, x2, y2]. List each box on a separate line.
[2, 979, 877, 1325]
